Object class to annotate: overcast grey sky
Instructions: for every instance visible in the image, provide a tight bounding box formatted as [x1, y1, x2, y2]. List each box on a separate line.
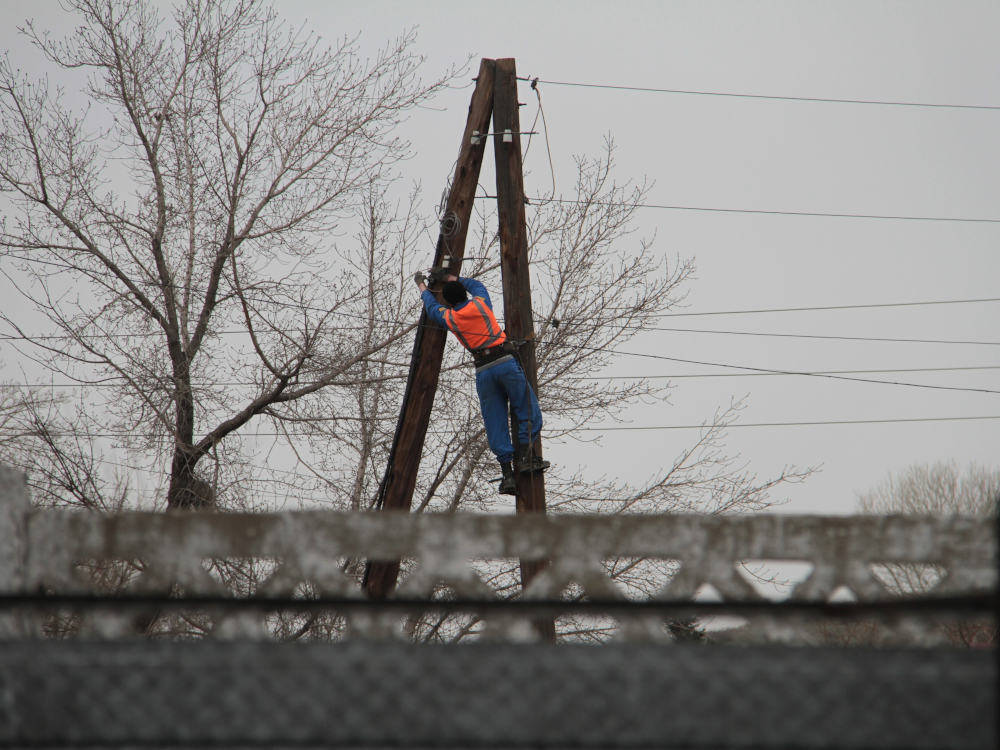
[2, 1, 998, 513]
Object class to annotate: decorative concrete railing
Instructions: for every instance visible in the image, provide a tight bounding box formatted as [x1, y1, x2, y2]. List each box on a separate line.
[1, 465, 995, 642]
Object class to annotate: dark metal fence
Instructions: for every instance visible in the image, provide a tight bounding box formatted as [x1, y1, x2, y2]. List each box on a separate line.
[1, 639, 995, 749]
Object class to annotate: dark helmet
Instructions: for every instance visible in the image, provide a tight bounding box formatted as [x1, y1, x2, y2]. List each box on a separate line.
[442, 280, 468, 305]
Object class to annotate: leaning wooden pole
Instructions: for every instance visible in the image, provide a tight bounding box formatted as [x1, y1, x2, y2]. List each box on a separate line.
[492, 59, 553, 631]
[363, 60, 495, 599]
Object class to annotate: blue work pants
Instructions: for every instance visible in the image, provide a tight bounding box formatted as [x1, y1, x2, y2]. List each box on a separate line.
[474, 357, 542, 464]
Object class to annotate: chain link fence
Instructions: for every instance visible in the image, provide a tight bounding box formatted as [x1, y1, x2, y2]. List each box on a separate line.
[1, 639, 995, 749]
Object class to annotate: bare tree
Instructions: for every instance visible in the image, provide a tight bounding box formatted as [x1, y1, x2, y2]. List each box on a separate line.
[858, 461, 999, 518]
[1, 4, 812, 642]
[0, 382, 50, 456]
[855, 461, 998, 647]
[859, 461, 998, 596]
[0, 0, 457, 509]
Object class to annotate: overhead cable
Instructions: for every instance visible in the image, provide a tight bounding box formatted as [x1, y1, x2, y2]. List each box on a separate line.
[6, 263, 997, 334]
[646, 326, 1000, 346]
[522, 79, 556, 197]
[518, 76, 1000, 111]
[4, 295, 998, 341]
[7, 325, 996, 347]
[580, 415, 1000, 431]
[4, 326, 1000, 395]
[4, 294, 999, 342]
[7, 365, 1000, 389]
[16, 414, 1000, 439]
[557, 343, 1000, 395]
[576, 365, 1000, 380]
[656, 297, 1000, 317]
[4, 288, 1000, 394]
[477, 194, 1000, 224]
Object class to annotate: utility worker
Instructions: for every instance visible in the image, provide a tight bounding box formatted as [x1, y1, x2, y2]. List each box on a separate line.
[414, 271, 547, 495]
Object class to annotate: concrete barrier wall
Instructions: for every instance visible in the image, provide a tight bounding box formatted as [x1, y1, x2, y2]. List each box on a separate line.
[0, 465, 995, 642]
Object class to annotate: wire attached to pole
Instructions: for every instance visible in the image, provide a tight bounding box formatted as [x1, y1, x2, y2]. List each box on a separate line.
[522, 77, 556, 201]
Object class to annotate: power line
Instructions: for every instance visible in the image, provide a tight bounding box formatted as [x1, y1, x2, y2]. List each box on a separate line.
[16, 414, 1000, 439]
[0, 378, 406, 389]
[7, 324, 998, 348]
[64, 450, 348, 492]
[558, 344, 1000, 395]
[646, 326, 1000, 346]
[0, 252, 404, 328]
[580, 415, 1000, 431]
[4, 329, 999, 395]
[8, 250, 1000, 328]
[4, 286, 999, 394]
[576, 365, 1000, 380]
[6, 294, 1000, 347]
[0, 325, 380, 342]
[8, 365, 1000, 389]
[655, 297, 1000, 317]
[519, 76, 1000, 111]
[479, 194, 1000, 224]
[2, 293, 997, 347]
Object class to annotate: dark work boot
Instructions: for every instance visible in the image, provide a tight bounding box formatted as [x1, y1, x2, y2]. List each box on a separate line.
[515, 443, 550, 475]
[498, 461, 517, 495]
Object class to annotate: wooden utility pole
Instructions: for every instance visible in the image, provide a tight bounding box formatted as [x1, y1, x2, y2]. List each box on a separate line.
[493, 60, 553, 632]
[492, 59, 547, 519]
[363, 60, 495, 599]
[364, 61, 551, 629]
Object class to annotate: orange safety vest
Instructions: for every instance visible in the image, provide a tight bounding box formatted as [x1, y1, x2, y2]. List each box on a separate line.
[443, 297, 507, 351]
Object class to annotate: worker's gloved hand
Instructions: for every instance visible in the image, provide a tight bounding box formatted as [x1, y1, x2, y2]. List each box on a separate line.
[426, 267, 448, 286]
[413, 271, 427, 287]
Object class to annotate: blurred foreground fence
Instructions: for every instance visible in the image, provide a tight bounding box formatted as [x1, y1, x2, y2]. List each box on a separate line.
[1, 465, 996, 748]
